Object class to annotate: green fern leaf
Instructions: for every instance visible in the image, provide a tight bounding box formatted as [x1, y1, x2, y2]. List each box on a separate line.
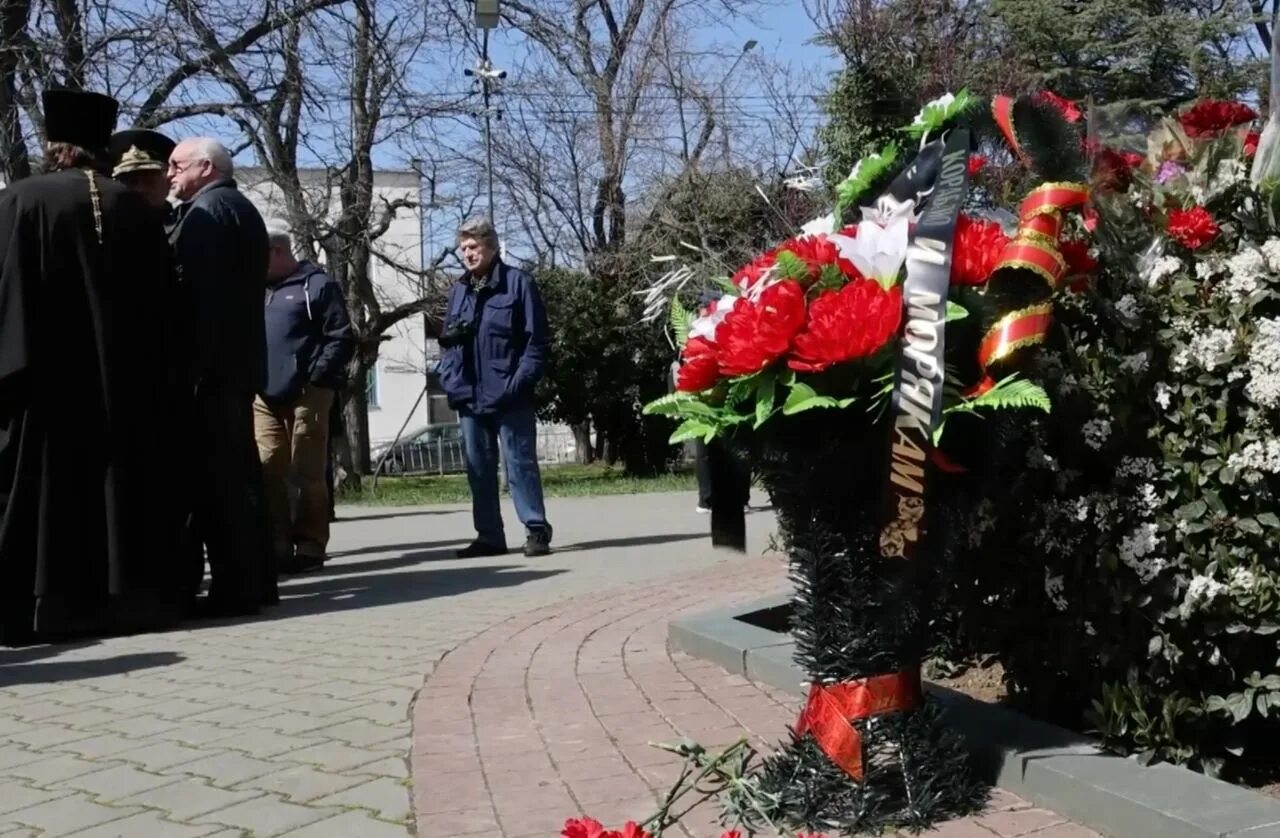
[670, 296, 692, 348]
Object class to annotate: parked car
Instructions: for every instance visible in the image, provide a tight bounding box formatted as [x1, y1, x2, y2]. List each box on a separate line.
[373, 424, 465, 475]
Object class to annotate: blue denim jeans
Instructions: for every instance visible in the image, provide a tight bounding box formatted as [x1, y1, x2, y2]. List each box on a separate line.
[459, 406, 551, 548]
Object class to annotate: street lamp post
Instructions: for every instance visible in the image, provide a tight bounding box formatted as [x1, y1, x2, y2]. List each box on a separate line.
[720, 39, 758, 160]
[468, 1, 503, 220]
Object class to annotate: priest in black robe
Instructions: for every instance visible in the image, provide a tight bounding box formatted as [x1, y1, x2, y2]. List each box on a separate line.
[0, 90, 182, 645]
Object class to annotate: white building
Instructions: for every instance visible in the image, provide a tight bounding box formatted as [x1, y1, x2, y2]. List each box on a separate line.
[239, 166, 449, 448]
[238, 166, 576, 462]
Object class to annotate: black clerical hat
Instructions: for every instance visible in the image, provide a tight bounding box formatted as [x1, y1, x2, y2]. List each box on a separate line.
[108, 129, 176, 177]
[42, 88, 118, 152]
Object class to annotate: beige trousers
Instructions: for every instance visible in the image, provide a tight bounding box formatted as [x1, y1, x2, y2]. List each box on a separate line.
[253, 386, 334, 558]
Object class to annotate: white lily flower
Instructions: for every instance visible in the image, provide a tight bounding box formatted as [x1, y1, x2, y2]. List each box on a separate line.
[827, 201, 913, 286]
[800, 213, 835, 236]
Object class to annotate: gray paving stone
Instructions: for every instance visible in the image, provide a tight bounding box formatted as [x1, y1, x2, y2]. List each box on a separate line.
[116, 777, 263, 820]
[0, 780, 75, 815]
[57, 811, 223, 838]
[233, 764, 367, 803]
[4, 726, 94, 749]
[338, 701, 406, 727]
[113, 741, 208, 771]
[7, 754, 111, 785]
[0, 747, 46, 771]
[172, 752, 283, 787]
[0, 718, 35, 737]
[183, 705, 276, 727]
[96, 713, 182, 739]
[207, 730, 327, 760]
[135, 698, 219, 722]
[277, 810, 411, 837]
[305, 719, 402, 748]
[192, 793, 338, 836]
[313, 777, 412, 822]
[352, 756, 410, 780]
[282, 741, 387, 772]
[4, 792, 143, 836]
[41, 708, 124, 731]
[53, 764, 176, 800]
[237, 712, 332, 736]
[157, 722, 241, 747]
[83, 693, 163, 713]
[50, 733, 143, 760]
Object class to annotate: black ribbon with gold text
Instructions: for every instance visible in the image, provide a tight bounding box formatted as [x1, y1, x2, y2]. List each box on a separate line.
[879, 128, 971, 560]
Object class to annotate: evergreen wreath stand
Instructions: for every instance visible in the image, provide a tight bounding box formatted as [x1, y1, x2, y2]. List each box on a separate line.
[646, 90, 1095, 835]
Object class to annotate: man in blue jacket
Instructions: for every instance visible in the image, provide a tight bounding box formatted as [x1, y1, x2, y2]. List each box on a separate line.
[439, 217, 552, 557]
[256, 220, 354, 573]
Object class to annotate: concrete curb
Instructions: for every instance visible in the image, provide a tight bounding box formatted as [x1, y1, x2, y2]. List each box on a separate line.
[668, 591, 1280, 838]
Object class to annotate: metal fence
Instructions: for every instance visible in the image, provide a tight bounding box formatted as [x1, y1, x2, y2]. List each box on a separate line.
[377, 424, 690, 477]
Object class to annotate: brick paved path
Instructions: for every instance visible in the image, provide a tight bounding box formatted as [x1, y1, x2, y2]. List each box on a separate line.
[0, 492, 1100, 837]
[0, 494, 771, 837]
[413, 555, 1103, 838]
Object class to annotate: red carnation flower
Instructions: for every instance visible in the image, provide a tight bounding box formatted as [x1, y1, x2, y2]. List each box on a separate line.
[676, 336, 721, 392]
[1166, 206, 1219, 250]
[1179, 100, 1258, 139]
[717, 280, 807, 376]
[616, 823, 652, 838]
[563, 818, 608, 838]
[967, 154, 988, 176]
[1036, 90, 1082, 123]
[788, 280, 902, 372]
[731, 251, 777, 291]
[1245, 130, 1261, 158]
[775, 234, 860, 284]
[1060, 239, 1098, 293]
[950, 214, 1010, 286]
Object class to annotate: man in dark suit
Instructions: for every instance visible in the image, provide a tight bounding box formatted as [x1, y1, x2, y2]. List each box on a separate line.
[167, 137, 276, 616]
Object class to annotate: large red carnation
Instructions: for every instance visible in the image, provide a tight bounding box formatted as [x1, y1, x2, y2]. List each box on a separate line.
[950, 214, 1010, 285]
[563, 818, 607, 838]
[717, 280, 807, 376]
[773, 234, 861, 285]
[731, 251, 777, 291]
[788, 280, 902, 372]
[1179, 100, 1258, 139]
[1036, 90, 1082, 123]
[675, 336, 720, 392]
[1166, 206, 1219, 250]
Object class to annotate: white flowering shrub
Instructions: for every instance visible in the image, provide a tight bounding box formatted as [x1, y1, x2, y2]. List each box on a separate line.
[947, 102, 1280, 775]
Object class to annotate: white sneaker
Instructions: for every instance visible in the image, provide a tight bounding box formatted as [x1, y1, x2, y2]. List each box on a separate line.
[696, 505, 711, 514]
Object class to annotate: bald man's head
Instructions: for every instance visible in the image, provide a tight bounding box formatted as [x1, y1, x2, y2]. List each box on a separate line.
[167, 137, 233, 201]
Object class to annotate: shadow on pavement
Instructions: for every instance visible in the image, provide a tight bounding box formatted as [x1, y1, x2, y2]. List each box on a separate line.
[185, 565, 566, 630]
[554, 532, 708, 554]
[0, 651, 186, 687]
[0, 640, 100, 664]
[328, 538, 463, 560]
[335, 508, 459, 522]
[307, 550, 462, 576]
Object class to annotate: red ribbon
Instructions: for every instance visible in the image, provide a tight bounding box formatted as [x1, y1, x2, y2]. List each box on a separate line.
[793, 669, 922, 781]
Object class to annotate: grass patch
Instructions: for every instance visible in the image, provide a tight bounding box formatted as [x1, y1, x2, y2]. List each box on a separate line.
[338, 463, 696, 506]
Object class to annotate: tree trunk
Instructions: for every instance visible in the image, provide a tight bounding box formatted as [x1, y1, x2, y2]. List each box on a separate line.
[344, 364, 372, 475]
[0, 0, 32, 184]
[572, 421, 594, 464]
[330, 390, 360, 491]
